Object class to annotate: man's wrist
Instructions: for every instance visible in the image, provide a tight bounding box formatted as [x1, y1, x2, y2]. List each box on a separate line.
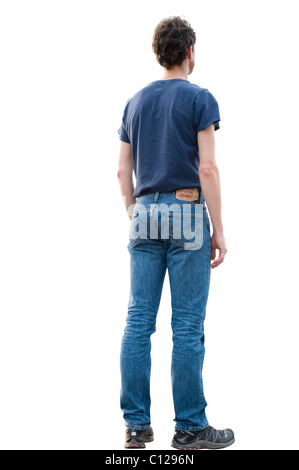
[212, 223, 224, 235]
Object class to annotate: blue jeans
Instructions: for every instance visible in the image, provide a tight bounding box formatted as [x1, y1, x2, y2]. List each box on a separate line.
[120, 190, 211, 431]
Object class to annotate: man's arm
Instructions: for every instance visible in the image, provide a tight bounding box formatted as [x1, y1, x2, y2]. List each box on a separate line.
[197, 124, 227, 268]
[117, 141, 136, 220]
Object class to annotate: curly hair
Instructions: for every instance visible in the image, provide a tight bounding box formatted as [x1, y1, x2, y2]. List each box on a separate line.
[152, 17, 196, 70]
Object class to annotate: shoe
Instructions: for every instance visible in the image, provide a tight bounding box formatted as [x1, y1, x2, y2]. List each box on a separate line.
[171, 425, 235, 450]
[125, 427, 154, 449]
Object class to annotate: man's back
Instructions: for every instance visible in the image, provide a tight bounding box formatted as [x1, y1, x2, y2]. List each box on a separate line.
[119, 79, 220, 197]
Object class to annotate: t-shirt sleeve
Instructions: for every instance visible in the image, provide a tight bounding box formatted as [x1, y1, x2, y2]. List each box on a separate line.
[118, 123, 131, 144]
[194, 89, 221, 132]
[118, 100, 131, 144]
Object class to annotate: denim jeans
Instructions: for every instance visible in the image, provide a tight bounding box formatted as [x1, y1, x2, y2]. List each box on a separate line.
[120, 190, 211, 431]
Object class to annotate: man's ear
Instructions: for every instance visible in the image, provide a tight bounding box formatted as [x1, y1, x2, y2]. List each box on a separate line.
[187, 45, 193, 59]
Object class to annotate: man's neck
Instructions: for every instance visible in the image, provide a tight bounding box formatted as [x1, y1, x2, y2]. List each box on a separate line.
[161, 65, 189, 81]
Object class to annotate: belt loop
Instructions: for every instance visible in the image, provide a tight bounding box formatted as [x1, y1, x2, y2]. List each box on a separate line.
[200, 188, 205, 205]
[150, 192, 160, 216]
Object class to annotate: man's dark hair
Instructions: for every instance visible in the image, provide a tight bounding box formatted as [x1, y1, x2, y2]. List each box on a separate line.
[152, 16, 196, 70]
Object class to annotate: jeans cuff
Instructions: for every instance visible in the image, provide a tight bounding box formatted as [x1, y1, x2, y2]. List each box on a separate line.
[125, 422, 151, 431]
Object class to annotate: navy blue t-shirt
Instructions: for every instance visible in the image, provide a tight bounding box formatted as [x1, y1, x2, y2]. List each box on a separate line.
[118, 79, 220, 198]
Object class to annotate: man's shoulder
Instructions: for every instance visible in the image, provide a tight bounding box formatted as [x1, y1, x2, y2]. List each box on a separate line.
[187, 81, 208, 95]
[131, 80, 207, 99]
[130, 80, 164, 98]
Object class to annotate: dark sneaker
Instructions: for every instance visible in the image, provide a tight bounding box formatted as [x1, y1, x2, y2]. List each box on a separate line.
[172, 425, 235, 450]
[125, 427, 154, 449]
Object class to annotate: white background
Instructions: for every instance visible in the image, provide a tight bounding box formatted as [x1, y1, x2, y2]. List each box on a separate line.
[0, 0, 299, 450]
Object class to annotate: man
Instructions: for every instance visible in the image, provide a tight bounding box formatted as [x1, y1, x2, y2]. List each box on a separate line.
[117, 16, 235, 450]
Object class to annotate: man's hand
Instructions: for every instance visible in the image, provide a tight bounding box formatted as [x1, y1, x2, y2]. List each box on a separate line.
[211, 231, 227, 269]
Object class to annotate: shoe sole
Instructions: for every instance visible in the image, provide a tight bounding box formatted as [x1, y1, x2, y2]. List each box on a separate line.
[171, 438, 235, 450]
[125, 434, 154, 449]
